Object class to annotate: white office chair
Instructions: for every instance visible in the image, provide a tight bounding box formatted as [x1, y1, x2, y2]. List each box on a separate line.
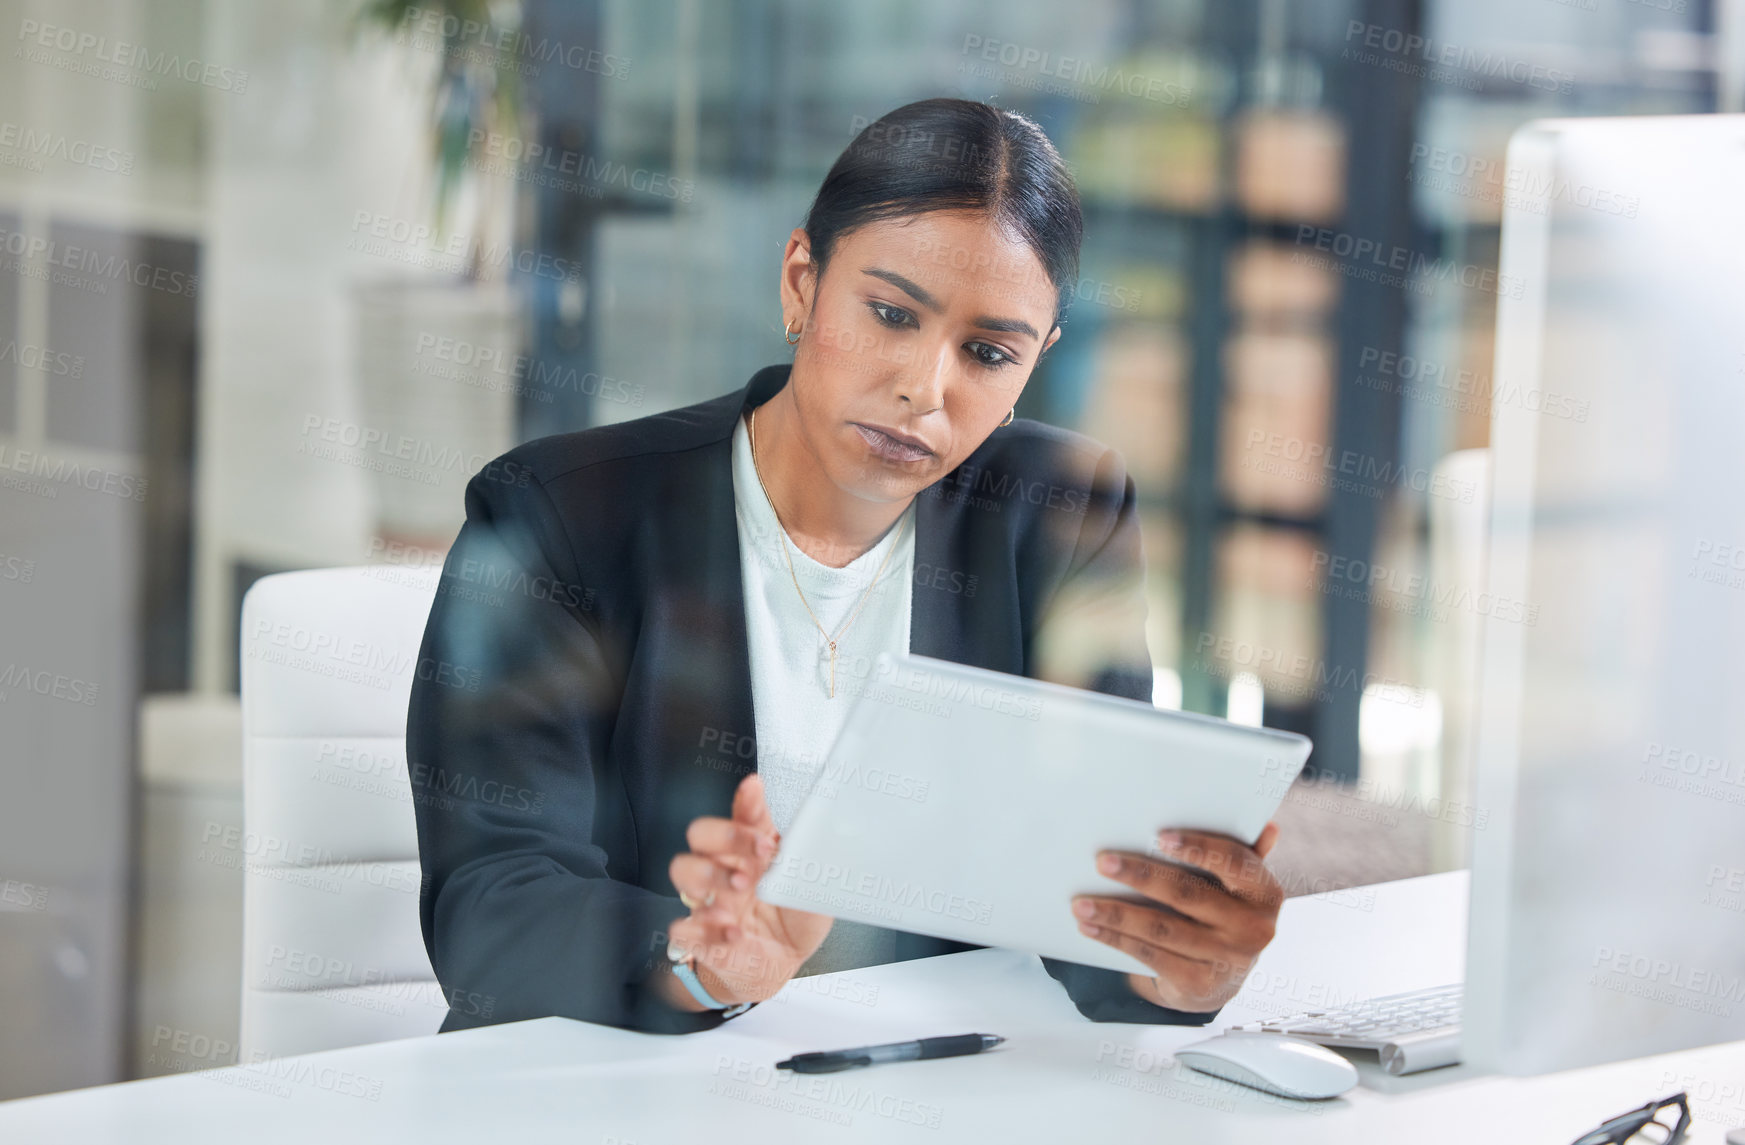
[238, 565, 448, 1059]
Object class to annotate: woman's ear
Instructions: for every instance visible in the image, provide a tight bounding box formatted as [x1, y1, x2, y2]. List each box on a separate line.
[779, 227, 816, 318]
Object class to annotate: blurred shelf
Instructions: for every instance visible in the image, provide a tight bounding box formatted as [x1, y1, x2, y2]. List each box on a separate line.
[1085, 195, 1497, 246]
[1134, 491, 1325, 534]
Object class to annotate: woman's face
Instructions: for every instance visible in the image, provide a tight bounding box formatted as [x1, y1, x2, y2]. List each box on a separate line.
[778, 209, 1063, 504]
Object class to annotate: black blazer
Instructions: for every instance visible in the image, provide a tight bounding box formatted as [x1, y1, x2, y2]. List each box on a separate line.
[407, 363, 1218, 1034]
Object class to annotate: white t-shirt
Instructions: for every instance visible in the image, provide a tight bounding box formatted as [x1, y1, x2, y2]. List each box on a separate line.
[730, 408, 914, 975]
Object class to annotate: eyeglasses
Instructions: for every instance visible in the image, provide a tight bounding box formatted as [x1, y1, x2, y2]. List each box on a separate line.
[1570, 1092, 1690, 1145]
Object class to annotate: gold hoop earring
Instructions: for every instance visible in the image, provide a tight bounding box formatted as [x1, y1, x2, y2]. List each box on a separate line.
[784, 319, 801, 346]
[1000, 408, 1015, 427]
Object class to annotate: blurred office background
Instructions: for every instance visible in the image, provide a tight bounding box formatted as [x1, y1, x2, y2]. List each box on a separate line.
[0, 0, 1735, 1101]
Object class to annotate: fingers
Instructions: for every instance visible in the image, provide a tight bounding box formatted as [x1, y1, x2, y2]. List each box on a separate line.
[684, 774, 781, 881]
[1071, 894, 1227, 963]
[732, 773, 779, 845]
[1071, 918, 1242, 1011]
[1093, 849, 1243, 929]
[685, 814, 777, 883]
[1148, 828, 1285, 908]
[669, 775, 786, 952]
[665, 905, 807, 1006]
[669, 852, 755, 928]
[667, 907, 739, 955]
[1079, 827, 1286, 1003]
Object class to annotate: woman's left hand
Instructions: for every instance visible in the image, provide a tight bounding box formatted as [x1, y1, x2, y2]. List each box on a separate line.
[1071, 821, 1285, 1013]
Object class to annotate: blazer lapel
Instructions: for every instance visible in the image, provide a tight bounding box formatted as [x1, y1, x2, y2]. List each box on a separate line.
[910, 476, 1024, 675]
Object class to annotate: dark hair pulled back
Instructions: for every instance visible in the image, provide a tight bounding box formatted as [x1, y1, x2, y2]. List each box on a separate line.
[801, 98, 1084, 331]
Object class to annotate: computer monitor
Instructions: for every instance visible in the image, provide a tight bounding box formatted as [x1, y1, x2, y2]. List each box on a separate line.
[1464, 113, 1745, 1075]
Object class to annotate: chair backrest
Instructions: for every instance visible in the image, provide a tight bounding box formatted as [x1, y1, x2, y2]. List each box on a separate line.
[237, 564, 446, 1059]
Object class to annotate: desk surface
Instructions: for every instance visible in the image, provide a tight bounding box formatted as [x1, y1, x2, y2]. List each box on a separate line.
[6, 871, 1743, 1143]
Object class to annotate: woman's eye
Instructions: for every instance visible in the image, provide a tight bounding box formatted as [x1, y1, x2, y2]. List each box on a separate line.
[868, 303, 1015, 371]
[869, 302, 913, 328]
[968, 342, 1015, 370]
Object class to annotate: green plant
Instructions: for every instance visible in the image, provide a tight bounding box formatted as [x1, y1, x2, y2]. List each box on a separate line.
[350, 0, 527, 268]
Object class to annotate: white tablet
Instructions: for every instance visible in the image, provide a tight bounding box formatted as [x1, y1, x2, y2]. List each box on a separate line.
[756, 651, 1313, 976]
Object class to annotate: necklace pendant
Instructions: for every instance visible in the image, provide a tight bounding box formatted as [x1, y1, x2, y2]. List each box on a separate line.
[828, 643, 837, 698]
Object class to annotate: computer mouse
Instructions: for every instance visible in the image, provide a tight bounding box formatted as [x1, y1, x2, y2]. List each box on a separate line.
[1174, 1032, 1359, 1100]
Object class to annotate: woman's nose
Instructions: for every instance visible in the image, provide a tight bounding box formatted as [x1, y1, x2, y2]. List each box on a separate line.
[896, 341, 951, 413]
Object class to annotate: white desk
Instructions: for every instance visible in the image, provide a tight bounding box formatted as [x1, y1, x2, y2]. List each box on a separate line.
[5, 871, 1743, 1143]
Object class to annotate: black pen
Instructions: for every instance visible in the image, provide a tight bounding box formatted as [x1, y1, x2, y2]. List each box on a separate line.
[776, 1033, 1005, 1074]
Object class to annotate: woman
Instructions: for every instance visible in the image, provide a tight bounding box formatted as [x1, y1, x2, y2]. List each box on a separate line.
[407, 97, 1285, 1036]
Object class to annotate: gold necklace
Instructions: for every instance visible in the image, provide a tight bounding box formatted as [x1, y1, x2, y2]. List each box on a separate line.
[748, 405, 910, 698]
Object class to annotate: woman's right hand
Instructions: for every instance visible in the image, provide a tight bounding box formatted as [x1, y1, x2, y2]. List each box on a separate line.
[665, 773, 834, 1006]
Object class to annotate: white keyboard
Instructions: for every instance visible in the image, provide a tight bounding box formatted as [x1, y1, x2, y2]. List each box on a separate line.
[1227, 984, 1463, 1075]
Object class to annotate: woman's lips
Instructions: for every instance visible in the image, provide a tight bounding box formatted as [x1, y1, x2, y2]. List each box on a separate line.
[853, 423, 933, 463]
